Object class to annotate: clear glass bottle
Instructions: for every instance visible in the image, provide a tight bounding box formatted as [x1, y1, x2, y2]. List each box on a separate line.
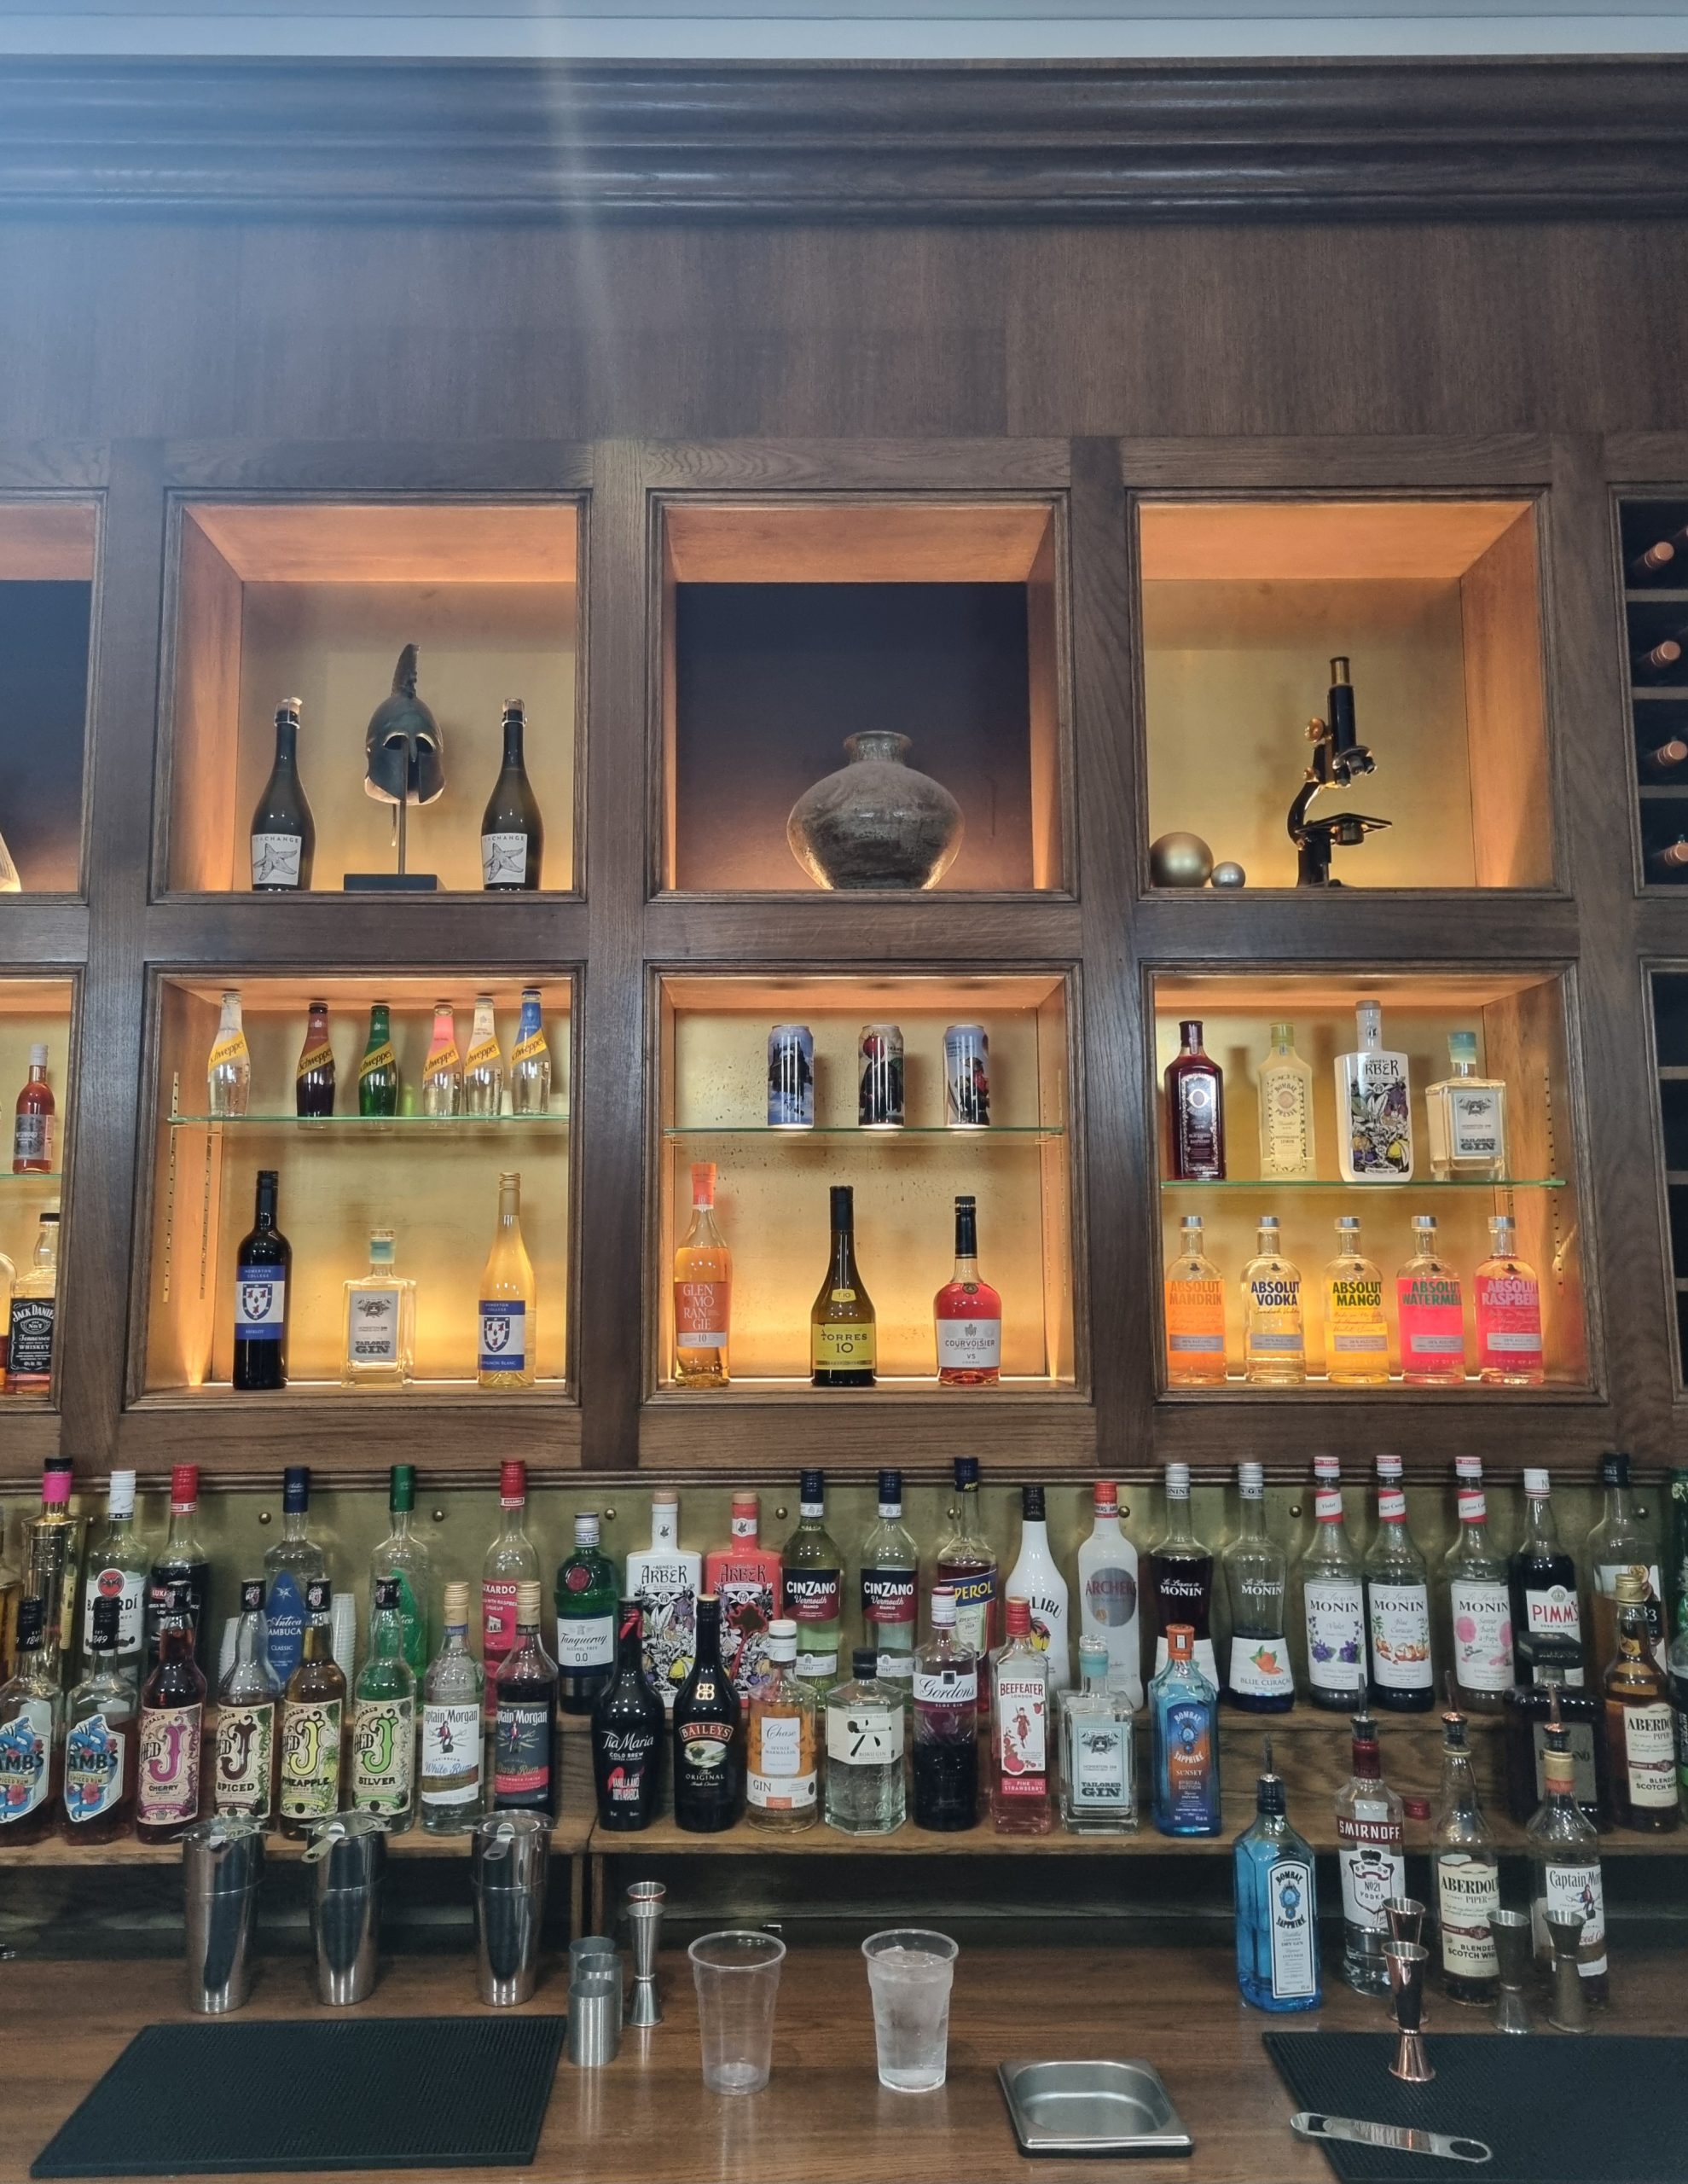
[1334, 998, 1412, 1182]
[1223, 1461, 1295, 1712]
[1395, 1214, 1466, 1386]
[1528, 1705, 1608, 2002]
[1148, 1460, 1217, 1689]
[277, 1577, 346, 1839]
[825, 1646, 907, 1835]
[1586, 1450, 1664, 1670]
[1431, 1697, 1500, 2004]
[462, 994, 505, 1118]
[860, 1469, 920, 1699]
[1059, 1634, 1136, 1833]
[555, 1511, 619, 1716]
[8, 1211, 60, 1397]
[351, 1576, 417, 1831]
[1076, 1479, 1142, 1710]
[78, 1468, 148, 1698]
[913, 1587, 979, 1832]
[1335, 1711, 1405, 1995]
[206, 989, 250, 1118]
[368, 1462, 431, 1678]
[932, 1456, 999, 1666]
[1164, 1212, 1228, 1387]
[12, 1043, 54, 1174]
[421, 1000, 462, 1118]
[59, 1594, 136, 1843]
[745, 1618, 818, 1833]
[1474, 1215, 1544, 1386]
[1233, 1738, 1320, 2012]
[421, 1582, 484, 1833]
[338, 1231, 415, 1380]
[1603, 1568, 1677, 1833]
[1424, 1030, 1507, 1181]
[213, 1581, 281, 1823]
[672, 1160, 731, 1388]
[262, 1464, 326, 1689]
[145, 1464, 210, 1682]
[1241, 1216, 1306, 1386]
[784, 1469, 844, 1689]
[1443, 1455, 1513, 1711]
[1365, 1455, 1435, 1711]
[25, 1458, 78, 1658]
[1299, 1455, 1366, 1711]
[990, 1595, 1053, 1835]
[136, 1581, 206, 1844]
[482, 1459, 541, 1716]
[509, 986, 551, 1115]
[0, 1598, 62, 1844]
[1509, 1467, 1586, 1687]
[1322, 1216, 1390, 1386]
[0, 1501, 21, 1684]
[1257, 1021, 1315, 1180]
[477, 1170, 536, 1389]
[1149, 1623, 1220, 1838]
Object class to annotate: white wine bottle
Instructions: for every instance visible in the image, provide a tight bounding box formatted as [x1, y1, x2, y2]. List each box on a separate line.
[478, 1170, 536, 1390]
[480, 699, 543, 890]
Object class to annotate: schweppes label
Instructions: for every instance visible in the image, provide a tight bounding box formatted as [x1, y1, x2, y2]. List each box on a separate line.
[511, 1030, 548, 1066]
[358, 1042, 397, 1080]
[208, 1031, 249, 1070]
[466, 1036, 502, 1072]
[295, 1041, 334, 1078]
[426, 1043, 461, 1076]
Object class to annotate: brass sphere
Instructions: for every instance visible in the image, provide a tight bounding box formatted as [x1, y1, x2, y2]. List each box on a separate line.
[1148, 831, 1214, 888]
[1210, 861, 1247, 889]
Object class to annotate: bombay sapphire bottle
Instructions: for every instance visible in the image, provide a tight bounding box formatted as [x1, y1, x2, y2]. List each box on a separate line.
[1233, 1738, 1322, 2012]
[1150, 1623, 1221, 1838]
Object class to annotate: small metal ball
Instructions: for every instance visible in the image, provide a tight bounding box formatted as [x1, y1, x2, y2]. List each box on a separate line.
[258, 1510, 271, 1526]
[1149, 831, 1214, 889]
[773, 1507, 788, 1522]
[432, 1508, 447, 1523]
[603, 1507, 616, 1522]
[1210, 861, 1247, 890]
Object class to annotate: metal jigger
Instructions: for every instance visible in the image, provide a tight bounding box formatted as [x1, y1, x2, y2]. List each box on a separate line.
[1546, 1910, 1589, 2034]
[1383, 1896, 1426, 1949]
[626, 1880, 666, 2029]
[1488, 1909, 1533, 2034]
[1383, 1941, 1434, 2084]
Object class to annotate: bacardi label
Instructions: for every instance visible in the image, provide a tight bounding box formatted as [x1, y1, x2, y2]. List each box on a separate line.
[138, 1700, 204, 1827]
[1436, 1853, 1499, 1976]
[1337, 1801, 1405, 1931]
[351, 1696, 415, 1815]
[84, 1565, 146, 1656]
[421, 1701, 482, 1804]
[1267, 1858, 1319, 1999]
[1367, 1579, 1433, 1690]
[1532, 1864, 1606, 1978]
[278, 1698, 343, 1822]
[63, 1712, 126, 1823]
[214, 1701, 276, 1818]
[1623, 1702, 1677, 1807]
[827, 1703, 902, 1768]
[0, 1698, 53, 1822]
[1303, 1577, 1366, 1695]
[1449, 1577, 1514, 1694]
[994, 1670, 1047, 1795]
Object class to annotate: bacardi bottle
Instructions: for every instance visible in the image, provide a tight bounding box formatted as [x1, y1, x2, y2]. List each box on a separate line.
[78, 1469, 148, 1699]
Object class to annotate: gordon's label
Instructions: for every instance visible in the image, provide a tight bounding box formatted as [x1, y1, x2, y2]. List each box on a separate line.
[138, 1701, 203, 1826]
[278, 1698, 343, 1821]
[0, 1698, 53, 1821]
[214, 1700, 276, 1817]
[675, 1278, 730, 1349]
[811, 1321, 875, 1371]
[1268, 1858, 1319, 1998]
[63, 1713, 127, 1823]
[351, 1696, 415, 1815]
[479, 1299, 527, 1374]
[358, 1041, 397, 1081]
[1436, 1853, 1499, 1976]
[235, 1265, 286, 1342]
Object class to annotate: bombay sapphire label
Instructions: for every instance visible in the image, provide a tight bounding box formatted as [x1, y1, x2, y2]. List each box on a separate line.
[63, 1712, 127, 1823]
[479, 1299, 526, 1373]
[1163, 1698, 1215, 1827]
[1268, 1858, 1318, 1997]
[235, 1265, 286, 1341]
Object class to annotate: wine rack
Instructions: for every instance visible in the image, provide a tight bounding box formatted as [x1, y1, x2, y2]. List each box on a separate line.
[1621, 495, 1688, 886]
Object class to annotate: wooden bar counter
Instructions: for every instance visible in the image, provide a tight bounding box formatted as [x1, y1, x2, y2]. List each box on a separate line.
[1, 1944, 1676, 2184]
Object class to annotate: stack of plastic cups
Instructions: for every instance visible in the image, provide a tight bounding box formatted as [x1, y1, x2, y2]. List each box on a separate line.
[567, 1937, 623, 2066]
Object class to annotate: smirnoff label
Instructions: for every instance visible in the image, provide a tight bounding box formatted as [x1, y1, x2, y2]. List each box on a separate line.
[138, 1701, 203, 1826]
[1337, 1802, 1405, 1929]
[213, 1701, 276, 1817]
[1436, 1853, 1500, 1976]
[1267, 1858, 1319, 1999]
[1623, 1703, 1677, 1807]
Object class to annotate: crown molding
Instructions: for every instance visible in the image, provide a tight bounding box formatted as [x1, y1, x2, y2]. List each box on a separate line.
[2, 55, 1687, 223]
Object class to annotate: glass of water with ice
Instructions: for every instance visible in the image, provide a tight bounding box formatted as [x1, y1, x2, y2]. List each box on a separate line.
[861, 1929, 959, 2091]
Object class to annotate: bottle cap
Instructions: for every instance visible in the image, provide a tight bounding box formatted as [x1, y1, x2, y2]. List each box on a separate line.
[1448, 1030, 1478, 1062]
[1336, 1215, 1360, 1235]
[90, 1594, 119, 1650]
[851, 1647, 879, 1681]
[1523, 1467, 1551, 1498]
[443, 1580, 470, 1624]
[1600, 1451, 1631, 1489]
[1078, 1635, 1109, 1674]
[1004, 1596, 1031, 1638]
[107, 1469, 136, 1519]
[574, 1512, 601, 1547]
[389, 1463, 415, 1512]
[1258, 1214, 1281, 1234]
[1238, 1461, 1264, 1497]
[515, 1579, 542, 1623]
[1022, 1483, 1046, 1521]
[1376, 1454, 1403, 1480]
[954, 1455, 980, 1490]
[1313, 1455, 1341, 1484]
[1167, 1624, 1194, 1661]
[1164, 1461, 1191, 1499]
[1094, 1479, 1119, 1514]
[767, 1617, 798, 1663]
[1615, 1567, 1648, 1606]
[1179, 1019, 1203, 1043]
[369, 1231, 397, 1269]
[499, 1459, 526, 1507]
[1401, 1792, 1433, 1821]
[652, 1488, 678, 1508]
[241, 1580, 264, 1614]
[929, 1587, 957, 1629]
[40, 1466, 72, 1507]
[305, 1578, 332, 1617]
[878, 1469, 902, 1514]
[169, 1463, 199, 1511]
[27, 1043, 46, 1069]
[374, 1577, 401, 1613]
[282, 1466, 310, 1513]
[1270, 1021, 1292, 1045]
[799, 1468, 825, 1512]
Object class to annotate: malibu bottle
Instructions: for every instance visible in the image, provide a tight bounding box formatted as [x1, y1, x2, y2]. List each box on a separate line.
[592, 1600, 664, 1831]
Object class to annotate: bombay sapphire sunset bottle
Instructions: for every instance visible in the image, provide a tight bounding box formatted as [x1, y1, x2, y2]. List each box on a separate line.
[1151, 1623, 1220, 1838]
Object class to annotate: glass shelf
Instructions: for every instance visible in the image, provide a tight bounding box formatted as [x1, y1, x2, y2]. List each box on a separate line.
[1160, 1176, 1563, 1191]
[168, 1112, 569, 1130]
[664, 1124, 1063, 1141]
[0, 1170, 61, 1182]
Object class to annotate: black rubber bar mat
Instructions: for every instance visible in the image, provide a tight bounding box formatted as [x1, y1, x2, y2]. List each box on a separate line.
[1266, 2031, 1688, 2184]
[32, 2014, 567, 2177]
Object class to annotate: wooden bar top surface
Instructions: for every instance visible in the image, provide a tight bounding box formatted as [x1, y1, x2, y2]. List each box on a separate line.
[0, 1944, 1677, 2184]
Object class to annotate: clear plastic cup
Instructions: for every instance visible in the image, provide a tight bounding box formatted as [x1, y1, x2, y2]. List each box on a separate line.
[862, 1929, 958, 2092]
[688, 1930, 787, 2094]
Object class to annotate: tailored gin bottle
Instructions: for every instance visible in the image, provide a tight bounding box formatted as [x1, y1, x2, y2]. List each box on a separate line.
[1059, 1635, 1135, 1833]
[1241, 1217, 1305, 1385]
[1425, 1031, 1506, 1180]
[1233, 1738, 1320, 2013]
[342, 1230, 416, 1389]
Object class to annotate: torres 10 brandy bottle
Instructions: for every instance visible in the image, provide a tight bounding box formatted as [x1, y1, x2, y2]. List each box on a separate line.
[249, 697, 315, 891]
[1163, 1019, 1224, 1180]
[810, 1184, 875, 1387]
[480, 699, 543, 891]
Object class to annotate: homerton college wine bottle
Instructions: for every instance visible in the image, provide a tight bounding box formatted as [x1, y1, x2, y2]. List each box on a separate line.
[249, 697, 316, 891]
[481, 699, 543, 890]
[233, 1170, 291, 1391]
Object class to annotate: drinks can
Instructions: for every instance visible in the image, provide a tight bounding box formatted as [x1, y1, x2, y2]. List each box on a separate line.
[943, 1023, 989, 1129]
[857, 1024, 905, 1130]
[767, 1025, 815, 1129]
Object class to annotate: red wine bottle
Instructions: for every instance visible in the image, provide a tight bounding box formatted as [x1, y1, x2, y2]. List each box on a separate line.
[1631, 528, 1688, 583]
[1643, 738, 1688, 776]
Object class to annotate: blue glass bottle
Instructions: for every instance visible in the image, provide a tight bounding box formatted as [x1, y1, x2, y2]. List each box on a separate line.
[1150, 1622, 1221, 1837]
[1233, 1737, 1322, 2011]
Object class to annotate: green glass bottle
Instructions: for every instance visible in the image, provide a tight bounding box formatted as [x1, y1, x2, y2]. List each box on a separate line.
[556, 1512, 618, 1717]
[351, 1576, 416, 1831]
[358, 1001, 399, 1118]
[369, 1463, 432, 1679]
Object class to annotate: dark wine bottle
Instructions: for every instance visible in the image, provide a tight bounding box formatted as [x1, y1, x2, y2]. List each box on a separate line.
[1631, 528, 1688, 583]
[1643, 738, 1688, 776]
[233, 1169, 291, 1391]
[480, 699, 543, 891]
[591, 1601, 664, 1831]
[673, 1594, 744, 1833]
[1633, 634, 1686, 682]
[295, 1000, 335, 1118]
[1653, 839, 1688, 874]
[249, 698, 316, 891]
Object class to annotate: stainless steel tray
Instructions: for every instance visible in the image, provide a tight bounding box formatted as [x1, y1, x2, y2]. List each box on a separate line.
[998, 2059, 1194, 2158]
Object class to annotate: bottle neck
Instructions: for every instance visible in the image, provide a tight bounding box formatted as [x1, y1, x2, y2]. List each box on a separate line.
[956, 1488, 985, 1544]
[166, 1506, 200, 1550]
[831, 1220, 856, 1284]
[498, 1183, 520, 1230]
[1523, 1495, 1559, 1548]
[1237, 1497, 1267, 1541]
[954, 1202, 979, 1262]
[386, 1507, 412, 1543]
[372, 1615, 403, 1663]
[235, 1613, 261, 1667]
[500, 1503, 528, 1542]
[1602, 1484, 1635, 1536]
[652, 1507, 678, 1551]
[274, 719, 298, 770]
[694, 1610, 722, 1670]
[1163, 1495, 1194, 1546]
[281, 1507, 309, 1542]
[502, 712, 525, 769]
